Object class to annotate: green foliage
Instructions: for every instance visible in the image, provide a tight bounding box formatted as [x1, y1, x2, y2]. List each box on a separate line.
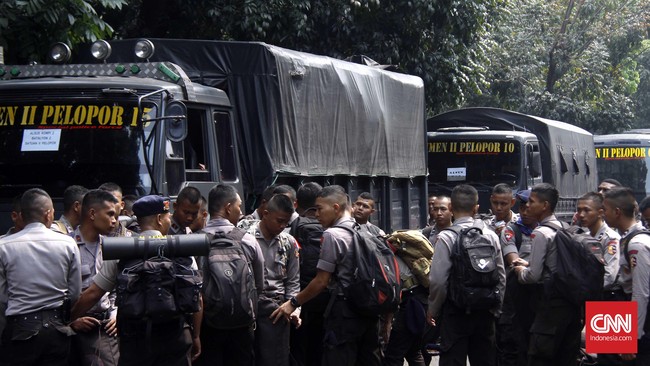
[468, 0, 649, 134]
[106, 0, 507, 116]
[0, 0, 126, 64]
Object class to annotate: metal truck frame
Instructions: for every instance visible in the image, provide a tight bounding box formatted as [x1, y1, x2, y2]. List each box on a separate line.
[0, 39, 427, 232]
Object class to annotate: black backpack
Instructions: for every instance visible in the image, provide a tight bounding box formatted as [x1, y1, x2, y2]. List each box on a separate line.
[445, 221, 501, 312]
[116, 255, 202, 323]
[335, 224, 401, 316]
[542, 222, 605, 307]
[201, 228, 257, 329]
[289, 216, 324, 289]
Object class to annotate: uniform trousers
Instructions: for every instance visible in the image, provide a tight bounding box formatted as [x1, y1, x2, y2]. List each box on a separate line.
[1, 308, 71, 366]
[70, 323, 119, 366]
[383, 294, 428, 366]
[255, 312, 291, 366]
[526, 298, 581, 366]
[197, 323, 255, 366]
[322, 298, 381, 366]
[438, 302, 496, 366]
[117, 317, 192, 366]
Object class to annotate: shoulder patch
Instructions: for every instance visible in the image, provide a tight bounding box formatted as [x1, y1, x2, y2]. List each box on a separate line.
[504, 228, 514, 242]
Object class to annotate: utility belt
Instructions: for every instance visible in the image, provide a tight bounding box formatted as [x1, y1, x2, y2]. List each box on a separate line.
[4, 306, 71, 342]
[86, 308, 112, 322]
[6, 306, 65, 323]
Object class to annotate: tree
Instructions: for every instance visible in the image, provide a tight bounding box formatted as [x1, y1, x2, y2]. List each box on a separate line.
[468, 0, 649, 134]
[0, 0, 126, 64]
[104, 0, 507, 116]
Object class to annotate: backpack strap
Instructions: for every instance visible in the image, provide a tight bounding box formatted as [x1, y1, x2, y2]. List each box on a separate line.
[620, 228, 650, 267]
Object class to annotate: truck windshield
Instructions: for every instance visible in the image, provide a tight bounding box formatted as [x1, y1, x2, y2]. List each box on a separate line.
[428, 139, 522, 188]
[595, 145, 650, 203]
[0, 102, 156, 198]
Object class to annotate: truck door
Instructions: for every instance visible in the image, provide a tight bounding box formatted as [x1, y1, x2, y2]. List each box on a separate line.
[526, 141, 543, 187]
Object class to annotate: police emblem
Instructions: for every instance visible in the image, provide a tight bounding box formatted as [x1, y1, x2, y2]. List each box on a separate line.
[504, 228, 514, 242]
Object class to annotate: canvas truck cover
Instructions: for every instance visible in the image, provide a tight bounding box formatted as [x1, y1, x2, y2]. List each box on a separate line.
[76, 39, 426, 194]
[427, 107, 597, 196]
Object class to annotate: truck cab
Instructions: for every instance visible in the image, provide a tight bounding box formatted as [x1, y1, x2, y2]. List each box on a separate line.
[595, 130, 650, 203]
[0, 53, 241, 231]
[427, 108, 597, 221]
[428, 128, 542, 211]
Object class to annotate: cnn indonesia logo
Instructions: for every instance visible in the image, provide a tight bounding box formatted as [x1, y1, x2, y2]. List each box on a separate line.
[586, 301, 637, 354]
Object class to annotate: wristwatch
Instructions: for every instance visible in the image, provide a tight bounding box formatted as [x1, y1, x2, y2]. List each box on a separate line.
[290, 296, 300, 307]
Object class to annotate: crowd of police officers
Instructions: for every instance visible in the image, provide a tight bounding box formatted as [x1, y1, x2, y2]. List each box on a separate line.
[0, 178, 649, 366]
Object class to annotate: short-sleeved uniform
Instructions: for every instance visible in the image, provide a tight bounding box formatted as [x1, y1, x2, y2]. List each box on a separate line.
[593, 223, 621, 292]
[196, 218, 265, 366]
[499, 220, 535, 366]
[316, 216, 382, 366]
[69, 228, 119, 366]
[427, 216, 506, 366]
[0, 222, 82, 365]
[621, 222, 650, 359]
[518, 215, 582, 366]
[248, 223, 300, 366]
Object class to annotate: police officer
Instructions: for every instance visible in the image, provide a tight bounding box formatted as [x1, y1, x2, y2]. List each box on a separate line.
[426, 184, 506, 366]
[422, 195, 453, 244]
[196, 184, 265, 366]
[0, 188, 82, 365]
[272, 185, 383, 366]
[248, 194, 301, 366]
[98, 182, 132, 237]
[603, 187, 650, 363]
[499, 189, 537, 366]
[289, 182, 326, 366]
[576, 192, 622, 298]
[51, 185, 88, 235]
[513, 183, 582, 366]
[1, 194, 24, 238]
[484, 183, 519, 236]
[68, 189, 120, 366]
[352, 192, 385, 236]
[71, 195, 202, 365]
[383, 249, 430, 366]
[170, 186, 203, 235]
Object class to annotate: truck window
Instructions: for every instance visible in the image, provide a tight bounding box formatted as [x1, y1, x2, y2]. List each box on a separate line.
[0, 101, 155, 199]
[428, 139, 522, 187]
[214, 111, 238, 181]
[595, 142, 650, 203]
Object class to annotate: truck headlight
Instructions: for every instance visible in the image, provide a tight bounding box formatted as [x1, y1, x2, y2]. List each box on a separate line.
[48, 42, 71, 64]
[91, 40, 112, 62]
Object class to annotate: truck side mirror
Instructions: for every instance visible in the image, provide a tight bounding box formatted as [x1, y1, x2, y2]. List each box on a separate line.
[529, 151, 542, 177]
[165, 100, 188, 142]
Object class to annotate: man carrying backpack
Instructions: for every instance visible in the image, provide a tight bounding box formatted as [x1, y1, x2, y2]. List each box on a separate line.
[426, 184, 506, 366]
[71, 195, 203, 365]
[512, 183, 582, 366]
[289, 182, 327, 366]
[603, 187, 650, 363]
[272, 185, 385, 366]
[196, 183, 265, 366]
